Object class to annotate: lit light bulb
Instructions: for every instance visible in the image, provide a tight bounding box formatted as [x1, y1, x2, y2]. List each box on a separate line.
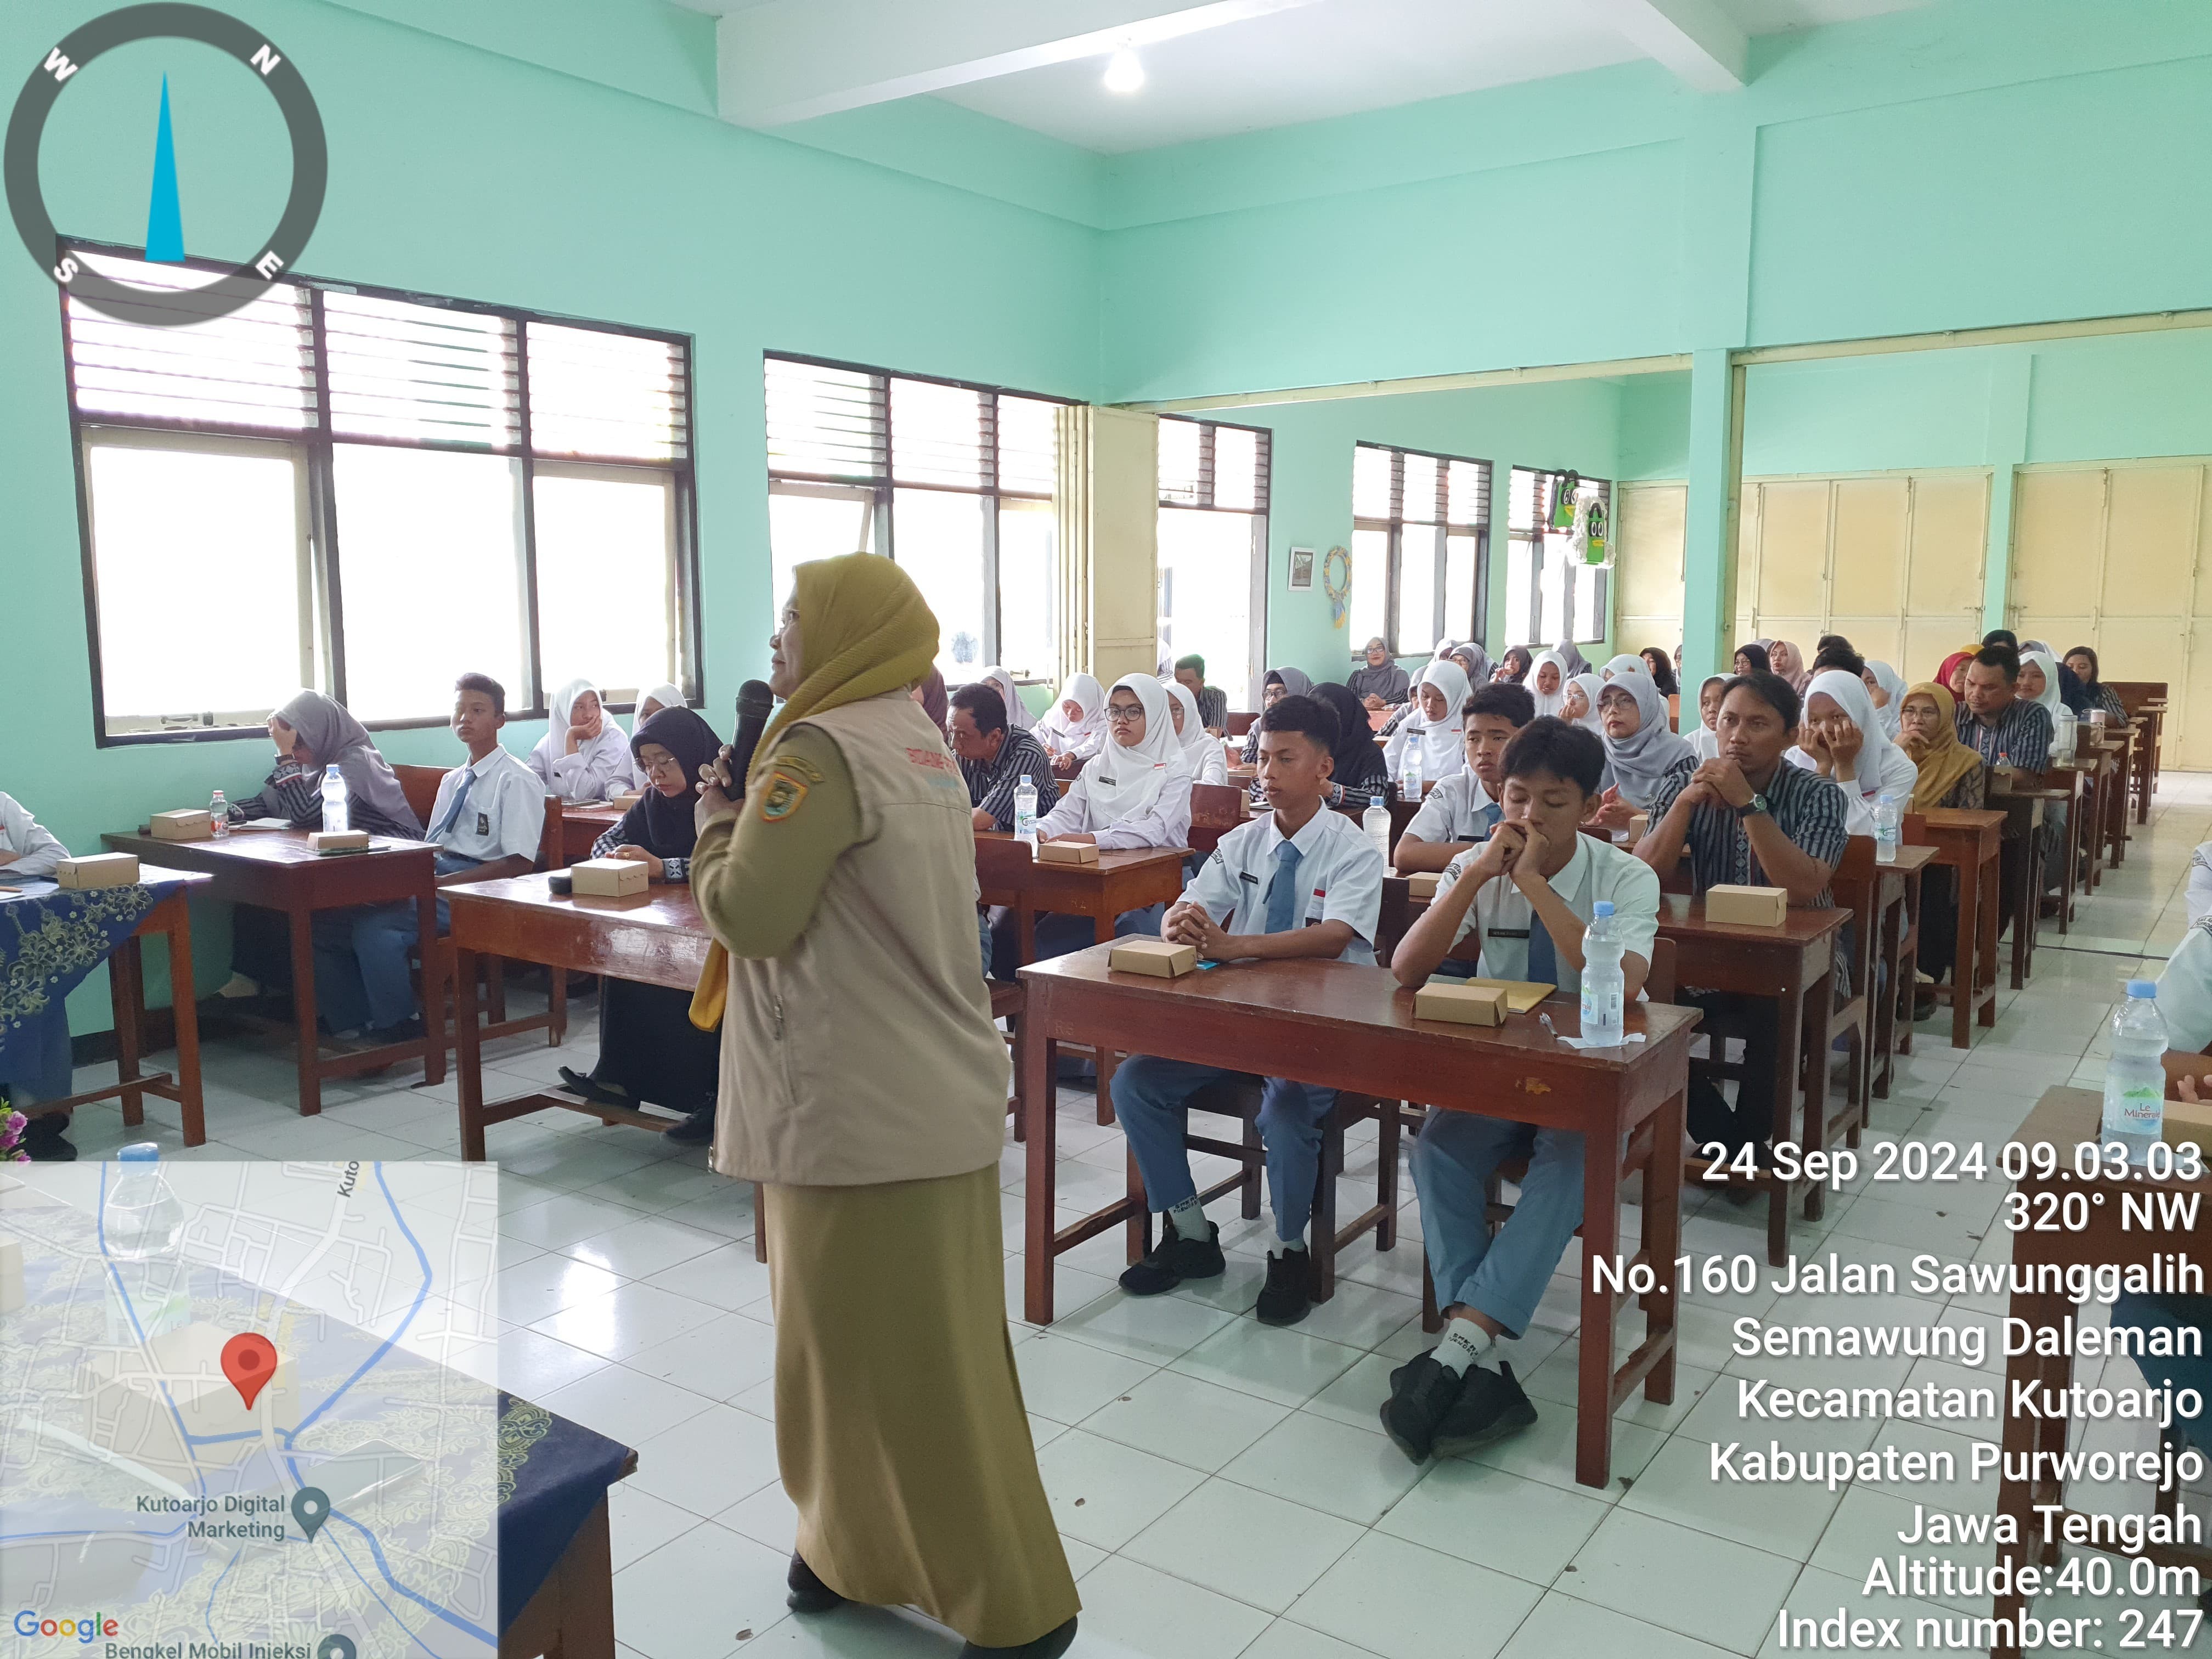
[1103, 48, 1144, 94]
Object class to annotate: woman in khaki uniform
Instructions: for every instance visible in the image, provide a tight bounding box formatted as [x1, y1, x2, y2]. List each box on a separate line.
[687, 554, 1079, 1658]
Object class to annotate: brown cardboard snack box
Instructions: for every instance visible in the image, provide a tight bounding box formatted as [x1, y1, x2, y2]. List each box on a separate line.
[569, 856, 650, 898]
[2162, 1096, 2212, 1159]
[1413, 981, 1508, 1026]
[1037, 838, 1100, 866]
[149, 809, 213, 842]
[1109, 938, 1199, 978]
[1402, 870, 1440, 900]
[608, 791, 644, 810]
[1627, 812, 1650, 843]
[310, 830, 371, 855]
[58, 853, 141, 889]
[1465, 978, 1554, 1012]
[1705, 884, 1788, 927]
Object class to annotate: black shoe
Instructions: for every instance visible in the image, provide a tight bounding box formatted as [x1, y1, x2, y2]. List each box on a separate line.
[21, 1119, 76, 1163]
[1912, 989, 1938, 1022]
[1118, 1218, 1223, 1295]
[787, 1554, 844, 1615]
[1380, 1353, 1466, 1464]
[1430, 1361, 1538, 1458]
[556, 1066, 630, 1108]
[1255, 1248, 1313, 1327]
[662, 1105, 714, 1146]
[961, 1617, 1077, 1658]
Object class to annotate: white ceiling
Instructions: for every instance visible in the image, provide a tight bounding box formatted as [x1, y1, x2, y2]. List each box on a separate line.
[673, 0, 1934, 153]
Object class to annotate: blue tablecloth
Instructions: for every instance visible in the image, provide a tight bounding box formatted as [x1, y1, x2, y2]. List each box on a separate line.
[497, 1391, 635, 1632]
[0, 876, 179, 1097]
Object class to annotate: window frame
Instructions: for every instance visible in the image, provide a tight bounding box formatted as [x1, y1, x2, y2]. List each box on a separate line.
[1350, 441, 1491, 662]
[60, 240, 701, 746]
[763, 351, 1077, 676]
[1155, 413, 1273, 709]
[1505, 466, 1613, 648]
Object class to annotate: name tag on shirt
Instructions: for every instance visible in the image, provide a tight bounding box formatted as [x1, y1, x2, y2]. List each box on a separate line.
[476, 812, 489, 837]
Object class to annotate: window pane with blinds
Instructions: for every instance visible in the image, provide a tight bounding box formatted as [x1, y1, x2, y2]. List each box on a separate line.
[1350, 528, 1389, 650]
[1444, 532, 1479, 644]
[768, 486, 873, 618]
[67, 253, 316, 432]
[1353, 444, 1395, 521]
[1396, 524, 1439, 657]
[891, 377, 989, 490]
[332, 445, 528, 722]
[1401, 453, 1440, 525]
[324, 292, 520, 448]
[534, 469, 676, 699]
[765, 358, 885, 483]
[528, 323, 688, 462]
[1212, 426, 1260, 513]
[998, 396, 1058, 499]
[1158, 416, 1203, 506]
[1447, 460, 1488, 531]
[83, 436, 309, 730]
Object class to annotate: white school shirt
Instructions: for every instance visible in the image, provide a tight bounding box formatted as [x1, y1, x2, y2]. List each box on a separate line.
[2187, 843, 2212, 928]
[426, 748, 545, 866]
[1182, 805, 1385, 965]
[1403, 767, 1498, 847]
[1434, 832, 1660, 995]
[1033, 758, 1194, 851]
[1784, 743, 1915, 837]
[0, 792, 67, 881]
[529, 724, 634, 802]
[2157, 922, 2212, 1053]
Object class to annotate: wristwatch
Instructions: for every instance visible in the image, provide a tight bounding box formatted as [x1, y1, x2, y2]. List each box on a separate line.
[1733, 793, 1769, 820]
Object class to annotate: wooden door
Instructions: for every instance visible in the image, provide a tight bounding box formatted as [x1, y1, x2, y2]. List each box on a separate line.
[1614, 482, 1685, 655]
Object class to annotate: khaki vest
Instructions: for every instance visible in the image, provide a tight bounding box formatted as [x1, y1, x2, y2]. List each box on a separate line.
[709, 693, 1007, 1187]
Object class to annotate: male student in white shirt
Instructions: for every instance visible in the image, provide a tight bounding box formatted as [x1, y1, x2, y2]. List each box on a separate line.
[1380, 716, 1661, 1462]
[1393, 683, 1534, 874]
[1109, 693, 1385, 1329]
[312, 673, 544, 1041]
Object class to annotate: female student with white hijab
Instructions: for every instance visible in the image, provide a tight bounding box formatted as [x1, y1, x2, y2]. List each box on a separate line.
[1036, 672, 1104, 760]
[1162, 679, 1227, 785]
[1382, 659, 1469, 786]
[1861, 661, 1909, 739]
[1689, 674, 1728, 760]
[530, 677, 634, 800]
[1587, 669, 1697, 830]
[1526, 650, 1570, 717]
[1788, 667, 1918, 835]
[979, 665, 1035, 732]
[1562, 672, 1606, 736]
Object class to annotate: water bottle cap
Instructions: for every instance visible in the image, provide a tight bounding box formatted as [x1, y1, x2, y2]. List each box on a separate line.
[2128, 980, 2158, 998]
[1876, 793, 1895, 804]
[1593, 900, 1614, 917]
[117, 1142, 161, 1162]
[1020, 774, 1032, 785]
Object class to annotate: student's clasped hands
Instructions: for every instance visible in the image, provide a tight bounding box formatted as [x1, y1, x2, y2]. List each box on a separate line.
[1680, 757, 1752, 810]
[1163, 900, 1229, 958]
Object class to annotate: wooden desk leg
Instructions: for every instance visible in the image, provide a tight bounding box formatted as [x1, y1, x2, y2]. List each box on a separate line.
[1017, 906, 1037, 970]
[1978, 855, 2000, 1030]
[2007, 833, 2032, 992]
[420, 888, 447, 1087]
[110, 935, 145, 1131]
[1644, 1084, 1684, 1406]
[1895, 874, 1918, 1064]
[1800, 969, 1836, 1226]
[1766, 985, 1807, 1266]
[1871, 893, 1898, 1104]
[456, 944, 488, 1162]
[289, 903, 322, 1116]
[1575, 1104, 1623, 1488]
[1948, 859, 1976, 1052]
[165, 901, 206, 1147]
[1022, 1011, 1060, 1328]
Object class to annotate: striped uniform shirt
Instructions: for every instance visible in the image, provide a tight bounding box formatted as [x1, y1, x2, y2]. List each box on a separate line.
[1194, 685, 1228, 731]
[1645, 754, 1850, 909]
[958, 727, 1061, 831]
[1955, 697, 2052, 772]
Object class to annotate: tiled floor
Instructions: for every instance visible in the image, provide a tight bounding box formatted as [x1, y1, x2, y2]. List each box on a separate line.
[61, 770, 2212, 1658]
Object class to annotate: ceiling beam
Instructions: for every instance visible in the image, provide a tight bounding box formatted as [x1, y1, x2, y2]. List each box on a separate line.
[716, 0, 1327, 127]
[1578, 0, 1747, 92]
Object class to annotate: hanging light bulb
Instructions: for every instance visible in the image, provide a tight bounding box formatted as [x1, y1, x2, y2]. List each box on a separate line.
[1103, 47, 1145, 94]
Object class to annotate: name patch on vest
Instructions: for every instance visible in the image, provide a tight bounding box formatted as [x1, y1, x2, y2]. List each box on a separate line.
[758, 758, 813, 823]
[905, 747, 963, 789]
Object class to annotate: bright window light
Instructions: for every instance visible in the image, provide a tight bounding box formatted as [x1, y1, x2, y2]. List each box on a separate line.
[1104, 49, 1144, 93]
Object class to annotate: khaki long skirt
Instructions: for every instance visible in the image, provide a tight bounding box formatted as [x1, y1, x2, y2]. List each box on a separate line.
[765, 1165, 1080, 1649]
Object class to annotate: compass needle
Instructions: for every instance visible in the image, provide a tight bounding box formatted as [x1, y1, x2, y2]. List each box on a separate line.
[146, 74, 184, 263]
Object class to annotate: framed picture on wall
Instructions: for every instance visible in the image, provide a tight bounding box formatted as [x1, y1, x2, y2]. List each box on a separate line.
[1288, 546, 1316, 591]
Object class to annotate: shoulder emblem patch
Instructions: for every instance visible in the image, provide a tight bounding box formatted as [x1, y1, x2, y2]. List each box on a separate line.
[758, 769, 810, 823]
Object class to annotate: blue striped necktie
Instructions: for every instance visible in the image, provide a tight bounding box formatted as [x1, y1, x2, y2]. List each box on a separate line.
[1263, 839, 1303, 933]
[431, 768, 476, 840]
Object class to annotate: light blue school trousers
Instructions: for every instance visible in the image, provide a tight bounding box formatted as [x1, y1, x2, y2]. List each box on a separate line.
[1413, 1113, 1587, 1338]
[1111, 1060, 1338, 1245]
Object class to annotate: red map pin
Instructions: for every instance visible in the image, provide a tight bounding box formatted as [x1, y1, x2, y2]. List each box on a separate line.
[220, 1333, 279, 1410]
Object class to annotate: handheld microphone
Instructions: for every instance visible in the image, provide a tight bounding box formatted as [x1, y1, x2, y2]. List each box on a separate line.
[723, 679, 775, 800]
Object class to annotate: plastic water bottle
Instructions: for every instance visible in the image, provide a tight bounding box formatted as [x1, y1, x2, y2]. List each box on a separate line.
[1579, 900, 1627, 1046]
[1874, 793, 1901, 865]
[2053, 704, 2078, 763]
[103, 1143, 189, 1342]
[1363, 799, 1392, 867]
[2102, 981, 2168, 1164]
[321, 766, 350, 836]
[208, 788, 228, 838]
[1400, 748, 1424, 804]
[1013, 775, 1038, 846]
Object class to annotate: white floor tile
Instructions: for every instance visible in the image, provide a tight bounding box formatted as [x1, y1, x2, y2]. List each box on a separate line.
[1617, 1434, 1844, 1559]
[627, 1402, 783, 1517]
[622, 1309, 781, 1400]
[611, 1518, 791, 1659]
[1080, 1367, 1292, 1471]
[527, 1279, 725, 1361]
[1241, 1623, 1385, 1659]
[1502, 1592, 1739, 1659]
[1564, 1508, 1798, 1654]
[1034, 1428, 1206, 1550]
[498, 1251, 624, 1327]
[1122, 1478, 1363, 1613]
[1376, 1458, 1611, 1586]
[1289, 1532, 1542, 1659]
[606, 1481, 706, 1573]
[1219, 1412, 1425, 1526]
[1167, 1318, 1366, 1409]
[536, 1364, 719, 1444]
[1063, 1554, 1272, 1659]
[1013, 1330, 1161, 1425]
[558, 1211, 729, 1278]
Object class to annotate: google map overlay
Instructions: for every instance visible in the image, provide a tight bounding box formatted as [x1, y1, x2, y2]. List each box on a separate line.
[0, 1159, 499, 1658]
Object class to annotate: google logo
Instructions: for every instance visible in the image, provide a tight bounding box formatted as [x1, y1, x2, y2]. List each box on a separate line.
[12, 1611, 118, 1641]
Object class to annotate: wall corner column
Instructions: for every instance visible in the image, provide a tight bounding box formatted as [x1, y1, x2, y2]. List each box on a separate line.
[1680, 348, 1745, 689]
[1980, 347, 2034, 635]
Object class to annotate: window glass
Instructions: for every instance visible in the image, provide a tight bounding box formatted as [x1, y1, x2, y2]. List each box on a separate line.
[535, 468, 677, 693]
[892, 487, 989, 676]
[1350, 527, 1389, 652]
[1395, 523, 1439, 657]
[997, 500, 1058, 682]
[767, 486, 872, 616]
[1159, 507, 1258, 702]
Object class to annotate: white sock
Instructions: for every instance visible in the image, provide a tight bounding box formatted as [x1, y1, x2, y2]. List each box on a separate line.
[1165, 1195, 1206, 1238]
[1272, 1234, 1307, 1257]
[1435, 1320, 1494, 1375]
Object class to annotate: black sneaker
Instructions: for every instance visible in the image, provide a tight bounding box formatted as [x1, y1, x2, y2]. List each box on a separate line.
[1379, 1353, 1465, 1464]
[1254, 1248, 1312, 1327]
[663, 1105, 714, 1146]
[787, 1553, 844, 1615]
[21, 1119, 76, 1163]
[1118, 1218, 1223, 1295]
[960, 1616, 1077, 1658]
[1430, 1361, 1539, 1458]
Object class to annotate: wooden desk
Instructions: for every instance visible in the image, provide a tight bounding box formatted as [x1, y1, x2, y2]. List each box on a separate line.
[974, 832, 1190, 969]
[500, 1448, 636, 1659]
[2051, 749, 2112, 896]
[1992, 1086, 2212, 1659]
[27, 867, 215, 1146]
[2090, 730, 2132, 871]
[447, 873, 715, 1160]
[1867, 845, 1935, 1101]
[560, 804, 625, 865]
[1910, 808, 2003, 1050]
[103, 826, 441, 1115]
[1988, 785, 2055, 987]
[1015, 945, 1700, 1489]
[1656, 894, 1848, 1265]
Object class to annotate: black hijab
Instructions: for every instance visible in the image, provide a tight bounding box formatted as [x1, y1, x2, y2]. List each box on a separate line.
[1733, 642, 1771, 676]
[1313, 682, 1386, 788]
[615, 707, 722, 859]
[1496, 645, 1533, 684]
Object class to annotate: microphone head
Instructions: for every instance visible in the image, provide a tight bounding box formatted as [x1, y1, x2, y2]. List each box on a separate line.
[736, 680, 774, 722]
